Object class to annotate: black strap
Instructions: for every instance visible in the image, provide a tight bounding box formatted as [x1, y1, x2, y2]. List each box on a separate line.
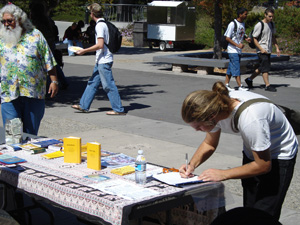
[234, 98, 273, 131]
[230, 20, 238, 39]
[257, 21, 264, 40]
[95, 20, 108, 47]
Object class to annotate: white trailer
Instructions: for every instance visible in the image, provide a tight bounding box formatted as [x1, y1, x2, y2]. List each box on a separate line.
[147, 1, 196, 51]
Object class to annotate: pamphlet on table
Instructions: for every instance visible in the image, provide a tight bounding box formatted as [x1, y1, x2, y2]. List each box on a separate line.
[152, 172, 204, 186]
[89, 179, 159, 200]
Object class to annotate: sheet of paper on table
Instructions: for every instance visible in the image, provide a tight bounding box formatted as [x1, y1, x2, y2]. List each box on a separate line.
[89, 179, 159, 200]
[152, 172, 204, 187]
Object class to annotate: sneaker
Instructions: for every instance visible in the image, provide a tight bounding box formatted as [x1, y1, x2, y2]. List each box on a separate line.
[226, 84, 235, 92]
[245, 78, 253, 89]
[265, 85, 277, 92]
[238, 86, 248, 91]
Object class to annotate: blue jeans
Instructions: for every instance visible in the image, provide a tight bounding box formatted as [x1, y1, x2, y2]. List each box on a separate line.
[79, 62, 124, 113]
[1, 97, 45, 135]
[227, 53, 241, 77]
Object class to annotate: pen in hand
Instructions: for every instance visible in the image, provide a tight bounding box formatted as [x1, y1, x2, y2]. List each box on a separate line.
[185, 153, 188, 178]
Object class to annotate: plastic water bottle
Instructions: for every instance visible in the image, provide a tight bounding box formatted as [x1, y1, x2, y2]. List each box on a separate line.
[5, 118, 22, 144]
[135, 149, 147, 185]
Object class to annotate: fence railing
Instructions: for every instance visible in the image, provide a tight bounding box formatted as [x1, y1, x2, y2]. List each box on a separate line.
[103, 4, 147, 22]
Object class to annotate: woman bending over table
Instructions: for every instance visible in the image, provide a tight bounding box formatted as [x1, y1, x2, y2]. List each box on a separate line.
[179, 81, 298, 221]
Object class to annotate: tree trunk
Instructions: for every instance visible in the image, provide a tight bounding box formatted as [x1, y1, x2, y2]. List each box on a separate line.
[213, 0, 222, 59]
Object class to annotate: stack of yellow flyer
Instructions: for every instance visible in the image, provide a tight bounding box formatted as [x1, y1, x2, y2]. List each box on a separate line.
[63, 136, 81, 163]
[110, 166, 135, 176]
[87, 142, 101, 170]
[42, 151, 64, 159]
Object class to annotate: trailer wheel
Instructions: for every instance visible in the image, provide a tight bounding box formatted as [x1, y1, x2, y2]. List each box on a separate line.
[159, 41, 166, 51]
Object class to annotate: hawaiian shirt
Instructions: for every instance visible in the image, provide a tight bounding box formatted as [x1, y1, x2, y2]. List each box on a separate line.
[0, 28, 56, 102]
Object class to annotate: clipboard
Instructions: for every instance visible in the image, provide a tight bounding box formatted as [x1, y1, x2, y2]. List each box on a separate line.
[152, 172, 204, 187]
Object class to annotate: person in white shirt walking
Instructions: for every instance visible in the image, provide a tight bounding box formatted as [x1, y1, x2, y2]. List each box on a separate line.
[224, 8, 250, 92]
[71, 3, 125, 115]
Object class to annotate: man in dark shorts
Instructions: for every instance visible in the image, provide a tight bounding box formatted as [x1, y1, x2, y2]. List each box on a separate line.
[245, 7, 280, 92]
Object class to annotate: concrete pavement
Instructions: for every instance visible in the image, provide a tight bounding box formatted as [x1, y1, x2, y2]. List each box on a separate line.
[3, 19, 299, 223]
[28, 43, 300, 225]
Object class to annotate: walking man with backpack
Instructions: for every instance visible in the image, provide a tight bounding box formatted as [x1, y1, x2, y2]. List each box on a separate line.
[245, 7, 280, 92]
[72, 3, 125, 115]
[224, 8, 250, 92]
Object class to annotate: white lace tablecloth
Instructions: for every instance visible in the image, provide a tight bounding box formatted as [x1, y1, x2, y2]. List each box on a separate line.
[0, 147, 225, 225]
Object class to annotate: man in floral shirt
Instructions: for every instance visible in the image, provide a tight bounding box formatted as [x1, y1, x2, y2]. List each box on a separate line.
[0, 3, 58, 135]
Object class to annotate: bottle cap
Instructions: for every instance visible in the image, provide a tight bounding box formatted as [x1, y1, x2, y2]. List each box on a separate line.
[138, 149, 143, 154]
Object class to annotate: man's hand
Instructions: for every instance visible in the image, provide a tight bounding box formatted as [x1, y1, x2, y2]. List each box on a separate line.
[237, 43, 245, 49]
[276, 48, 281, 57]
[260, 48, 268, 54]
[48, 82, 58, 98]
[76, 49, 85, 55]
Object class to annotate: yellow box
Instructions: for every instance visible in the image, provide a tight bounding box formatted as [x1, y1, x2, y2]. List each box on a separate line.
[87, 142, 101, 170]
[63, 136, 81, 164]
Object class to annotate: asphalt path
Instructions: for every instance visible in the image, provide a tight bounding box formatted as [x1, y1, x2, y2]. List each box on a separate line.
[56, 59, 300, 126]
[0, 21, 299, 225]
[53, 55, 300, 170]
[1, 49, 298, 224]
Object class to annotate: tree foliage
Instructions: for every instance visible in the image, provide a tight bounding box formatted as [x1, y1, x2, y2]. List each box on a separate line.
[193, 0, 259, 29]
[0, 0, 60, 14]
[192, 0, 259, 58]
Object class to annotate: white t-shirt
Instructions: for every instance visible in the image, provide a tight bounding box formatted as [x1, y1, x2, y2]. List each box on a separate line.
[253, 21, 275, 54]
[211, 91, 298, 160]
[95, 18, 113, 64]
[224, 19, 246, 54]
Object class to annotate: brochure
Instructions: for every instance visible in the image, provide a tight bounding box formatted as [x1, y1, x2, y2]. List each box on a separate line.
[48, 143, 63, 151]
[32, 139, 63, 148]
[89, 179, 159, 200]
[152, 172, 204, 187]
[6, 144, 22, 151]
[83, 174, 111, 182]
[41, 151, 64, 159]
[0, 156, 26, 165]
[101, 153, 135, 168]
[20, 143, 39, 150]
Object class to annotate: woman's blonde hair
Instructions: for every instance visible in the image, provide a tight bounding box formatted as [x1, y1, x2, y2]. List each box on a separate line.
[181, 81, 231, 123]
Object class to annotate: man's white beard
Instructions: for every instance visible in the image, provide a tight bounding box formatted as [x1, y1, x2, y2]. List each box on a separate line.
[0, 25, 22, 46]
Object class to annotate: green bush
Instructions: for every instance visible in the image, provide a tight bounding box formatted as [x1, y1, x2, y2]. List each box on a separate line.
[244, 12, 264, 34]
[53, 0, 86, 22]
[194, 5, 300, 54]
[195, 15, 214, 48]
[274, 6, 300, 38]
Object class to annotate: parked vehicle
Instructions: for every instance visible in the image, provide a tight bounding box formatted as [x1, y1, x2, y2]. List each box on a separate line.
[147, 1, 196, 51]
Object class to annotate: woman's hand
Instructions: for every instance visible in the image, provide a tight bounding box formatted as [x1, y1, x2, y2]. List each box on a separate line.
[179, 163, 195, 178]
